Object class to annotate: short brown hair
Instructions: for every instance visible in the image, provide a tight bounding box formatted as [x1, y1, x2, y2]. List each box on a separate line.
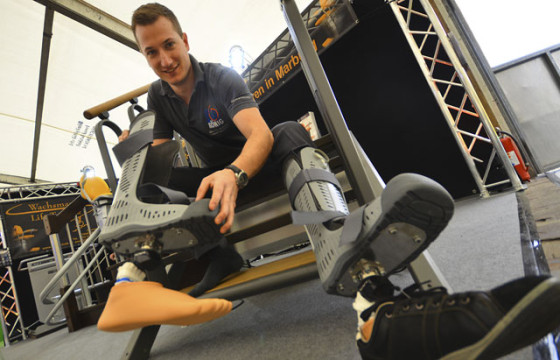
[132, 3, 183, 41]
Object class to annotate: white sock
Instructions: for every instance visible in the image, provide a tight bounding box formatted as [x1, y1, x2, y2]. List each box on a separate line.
[115, 262, 146, 285]
[353, 292, 375, 341]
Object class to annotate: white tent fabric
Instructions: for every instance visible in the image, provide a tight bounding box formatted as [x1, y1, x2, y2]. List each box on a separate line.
[454, 0, 560, 67]
[0, 0, 312, 184]
[0, 0, 559, 185]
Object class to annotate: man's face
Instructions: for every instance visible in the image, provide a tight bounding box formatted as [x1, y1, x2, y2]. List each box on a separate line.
[135, 16, 191, 87]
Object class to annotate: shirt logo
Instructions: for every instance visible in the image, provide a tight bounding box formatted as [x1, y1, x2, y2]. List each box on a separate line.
[206, 105, 225, 130]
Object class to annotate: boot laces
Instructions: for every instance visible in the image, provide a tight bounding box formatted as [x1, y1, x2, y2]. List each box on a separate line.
[391, 282, 448, 315]
[390, 282, 474, 316]
[361, 278, 455, 319]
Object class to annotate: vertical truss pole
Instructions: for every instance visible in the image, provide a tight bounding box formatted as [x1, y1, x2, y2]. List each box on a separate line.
[390, 0, 524, 197]
[418, 0, 523, 191]
[30, 8, 54, 183]
[0, 216, 26, 343]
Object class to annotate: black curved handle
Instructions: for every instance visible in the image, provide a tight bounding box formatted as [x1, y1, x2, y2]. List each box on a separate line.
[94, 119, 122, 193]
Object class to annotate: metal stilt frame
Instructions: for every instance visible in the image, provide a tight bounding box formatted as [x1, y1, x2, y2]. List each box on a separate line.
[389, 0, 524, 197]
[281, 0, 451, 290]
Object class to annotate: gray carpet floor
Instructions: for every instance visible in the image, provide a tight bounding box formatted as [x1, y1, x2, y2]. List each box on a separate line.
[0, 192, 534, 359]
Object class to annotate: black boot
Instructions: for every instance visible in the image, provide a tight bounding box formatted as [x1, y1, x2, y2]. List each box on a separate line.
[357, 275, 560, 360]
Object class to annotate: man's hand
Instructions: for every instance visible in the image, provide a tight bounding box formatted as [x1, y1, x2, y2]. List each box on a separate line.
[196, 169, 238, 234]
[119, 130, 130, 142]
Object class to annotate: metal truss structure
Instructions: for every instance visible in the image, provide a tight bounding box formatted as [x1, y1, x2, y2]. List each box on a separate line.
[242, 0, 523, 197]
[389, 0, 523, 196]
[0, 182, 84, 344]
[0, 182, 81, 202]
[0, 263, 25, 344]
[0, 222, 26, 344]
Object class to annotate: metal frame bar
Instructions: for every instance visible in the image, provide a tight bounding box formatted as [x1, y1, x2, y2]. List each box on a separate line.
[33, 0, 137, 51]
[390, 0, 524, 197]
[44, 230, 105, 326]
[30, 8, 54, 183]
[0, 182, 81, 202]
[281, 0, 379, 205]
[544, 51, 560, 89]
[0, 174, 49, 186]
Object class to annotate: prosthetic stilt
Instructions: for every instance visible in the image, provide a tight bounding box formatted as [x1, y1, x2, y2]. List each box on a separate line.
[283, 147, 454, 296]
[97, 281, 232, 332]
[99, 111, 223, 261]
[97, 111, 233, 332]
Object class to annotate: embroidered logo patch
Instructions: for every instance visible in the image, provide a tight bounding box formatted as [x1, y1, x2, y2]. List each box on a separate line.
[206, 105, 225, 130]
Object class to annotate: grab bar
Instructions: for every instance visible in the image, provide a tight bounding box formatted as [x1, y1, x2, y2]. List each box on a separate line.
[83, 83, 150, 120]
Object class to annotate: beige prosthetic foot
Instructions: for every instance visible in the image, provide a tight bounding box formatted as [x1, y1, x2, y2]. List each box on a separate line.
[97, 281, 232, 332]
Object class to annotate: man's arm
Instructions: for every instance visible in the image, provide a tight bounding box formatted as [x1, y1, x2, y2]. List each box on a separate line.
[196, 107, 273, 234]
[229, 107, 274, 178]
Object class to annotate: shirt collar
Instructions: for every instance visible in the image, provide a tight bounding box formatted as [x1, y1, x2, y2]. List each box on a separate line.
[159, 54, 204, 98]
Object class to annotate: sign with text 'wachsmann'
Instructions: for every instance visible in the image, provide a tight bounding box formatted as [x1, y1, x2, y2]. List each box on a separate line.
[0, 196, 97, 260]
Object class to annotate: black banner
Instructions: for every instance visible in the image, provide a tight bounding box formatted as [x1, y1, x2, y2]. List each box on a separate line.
[0, 196, 97, 260]
[243, 0, 358, 104]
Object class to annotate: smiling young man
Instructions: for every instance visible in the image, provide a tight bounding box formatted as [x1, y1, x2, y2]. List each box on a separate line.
[131, 5, 274, 236]
[119, 3, 316, 298]
[98, 4, 560, 359]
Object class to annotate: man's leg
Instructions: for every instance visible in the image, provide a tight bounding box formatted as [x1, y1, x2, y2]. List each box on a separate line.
[276, 122, 454, 296]
[98, 136, 234, 332]
[167, 166, 244, 297]
[272, 123, 560, 359]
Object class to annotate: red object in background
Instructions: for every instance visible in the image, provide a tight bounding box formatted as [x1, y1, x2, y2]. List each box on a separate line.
[500, 135, 531, 182]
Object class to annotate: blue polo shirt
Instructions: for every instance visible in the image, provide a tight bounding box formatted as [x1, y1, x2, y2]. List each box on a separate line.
[147, 55, 258, 167]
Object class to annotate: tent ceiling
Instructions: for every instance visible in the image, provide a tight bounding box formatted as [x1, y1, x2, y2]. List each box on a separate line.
[0, 0, 311, 185]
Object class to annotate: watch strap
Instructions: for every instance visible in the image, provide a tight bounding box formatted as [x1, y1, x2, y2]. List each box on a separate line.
[225, 164, 248, 189]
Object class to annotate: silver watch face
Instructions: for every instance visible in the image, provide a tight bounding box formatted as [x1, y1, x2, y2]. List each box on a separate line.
[227, 165, 248, 189]
[237, 171, 248, 188]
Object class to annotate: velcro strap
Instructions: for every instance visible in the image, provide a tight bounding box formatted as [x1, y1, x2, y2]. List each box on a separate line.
[339, 205, 366, 246]
[137, 183, 191, 205]
[288, 168, 341, 207]
[288, 168, 344, 225]
[112, 129, 153, 166]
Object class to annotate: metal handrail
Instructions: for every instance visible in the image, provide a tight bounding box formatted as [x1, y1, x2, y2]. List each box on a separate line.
[42, 235, 106, 326]
[94, 120, 122, 193]
[39, 228, 101, 307]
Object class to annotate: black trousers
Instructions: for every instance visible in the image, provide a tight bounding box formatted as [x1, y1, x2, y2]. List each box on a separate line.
[167, 121, 315, 207]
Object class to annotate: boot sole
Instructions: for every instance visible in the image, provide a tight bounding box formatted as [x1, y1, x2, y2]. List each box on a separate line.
[325, 173, 454, 296]
[442, 277, 560, 360]
[105, 199, 222, 256]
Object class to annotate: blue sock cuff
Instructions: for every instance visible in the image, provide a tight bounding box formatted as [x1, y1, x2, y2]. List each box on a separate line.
[115, 277, 132, 284]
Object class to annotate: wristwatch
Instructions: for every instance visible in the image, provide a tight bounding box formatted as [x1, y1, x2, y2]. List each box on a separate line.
[225, 164, 249, 190]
